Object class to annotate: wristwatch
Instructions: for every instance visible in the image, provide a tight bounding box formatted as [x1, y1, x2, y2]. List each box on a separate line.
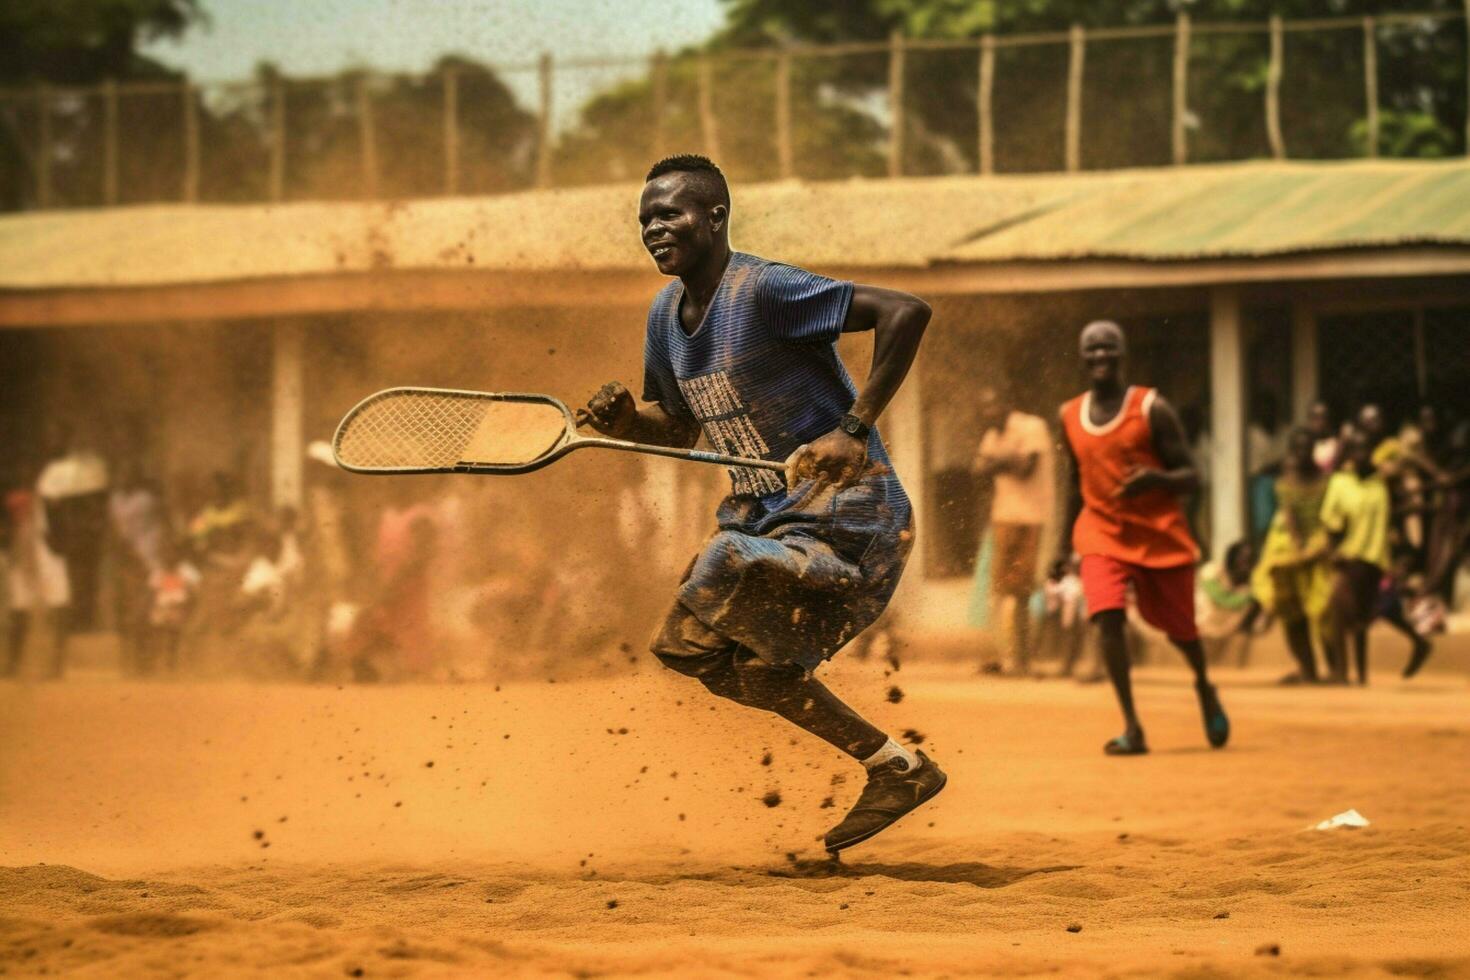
[839, 413, 870, 442]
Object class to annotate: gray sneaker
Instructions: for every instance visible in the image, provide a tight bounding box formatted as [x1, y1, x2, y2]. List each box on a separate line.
[823, 750, 947, 854]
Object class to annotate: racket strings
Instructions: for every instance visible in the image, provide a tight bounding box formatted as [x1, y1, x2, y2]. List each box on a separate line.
[335, 393, 487, 469]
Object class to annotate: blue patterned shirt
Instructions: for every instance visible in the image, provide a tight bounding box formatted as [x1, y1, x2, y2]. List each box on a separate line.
[641, 251, 902, 504]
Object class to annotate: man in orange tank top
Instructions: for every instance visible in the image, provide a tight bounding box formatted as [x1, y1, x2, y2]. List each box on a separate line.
[1056, 321, 1230, 755]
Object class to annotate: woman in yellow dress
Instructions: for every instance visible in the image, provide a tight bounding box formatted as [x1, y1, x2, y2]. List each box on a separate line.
[1252, 428, 1332, 683]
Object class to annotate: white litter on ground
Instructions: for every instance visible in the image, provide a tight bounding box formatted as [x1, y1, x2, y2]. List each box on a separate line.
[1312, 809, 1371, 831]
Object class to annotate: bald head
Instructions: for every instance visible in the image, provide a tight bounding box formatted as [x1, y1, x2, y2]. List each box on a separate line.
[1079, 320, 1126, 389]
[1079, 320, 1126, 355]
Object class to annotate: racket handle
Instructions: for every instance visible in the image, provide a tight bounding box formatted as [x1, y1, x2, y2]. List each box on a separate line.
[683, 448, 788, 472]
[578, 436, 786, 472]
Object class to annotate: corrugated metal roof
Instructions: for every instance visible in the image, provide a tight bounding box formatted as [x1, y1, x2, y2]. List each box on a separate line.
[939, 160, 1470, 262]
[0, 176, 1083, 289]
[1, 160, 1466, 291]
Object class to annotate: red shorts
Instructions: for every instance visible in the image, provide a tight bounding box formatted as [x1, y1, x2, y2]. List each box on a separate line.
[1080, 554, 1199, 642]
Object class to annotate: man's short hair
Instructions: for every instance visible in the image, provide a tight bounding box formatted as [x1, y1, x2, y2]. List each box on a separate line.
[646, 154, 731, 210]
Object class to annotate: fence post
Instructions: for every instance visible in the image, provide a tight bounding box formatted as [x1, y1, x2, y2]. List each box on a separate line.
[536, 52, 553, 189]
[357, 74, 378, 199]
[1065, 23, 1085, 173]
[183, 81, 200, 203]
[698, 53, 720, 160]
[978, 34, 995, 175]
[36, 84, 51, 208]
[443, 68, 459, 195]
[269, 76, 285, 202]
[1266, 15, 1286, 159]
[776, 49, 793, 179]
[889, 29, 905, 178]
[651, 49, 668, 160]
[1172, 12, 1190, 166]
[1362, 17, 1378, 158]
[103, 79, 119, 205]
[1464, 0, 1469, 156]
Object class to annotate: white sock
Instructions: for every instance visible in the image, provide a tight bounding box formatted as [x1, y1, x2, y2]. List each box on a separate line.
[862, 737, 919, 773]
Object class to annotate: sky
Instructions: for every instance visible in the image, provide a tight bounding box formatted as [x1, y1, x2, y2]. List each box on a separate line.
[142, 0, 728, 122]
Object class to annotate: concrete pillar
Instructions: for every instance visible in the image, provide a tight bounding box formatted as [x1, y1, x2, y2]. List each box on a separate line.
[271, 320, 305, 511]
[1290, 303, 1318, 425]
[1209, 286, 1246, 557]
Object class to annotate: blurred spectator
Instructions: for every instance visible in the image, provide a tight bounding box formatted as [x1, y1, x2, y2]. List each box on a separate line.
[145, 537, 200, 675]
[1320, 430, 1432, 683]
[4, 462, 71, 679]
[301, 441, 361, 679]
[36, 423, 110, 632]
[1039, 557, 1090, 679]
[349, 485, 439, 681]
[846, 608, 905, 673]
[1376, 547, 1436, 680]
[1356, 404, 1403, 476]
[1394, 409, 1439, 561]
[1307, 401, 1340, 475]
[188, 472, 251, 557]
[239, 522, 288, 618]
[1180, 402, 1211, 552]
[182, 476, 255, 673]
[1352, 405, 1439, 663]
[1398, 406, 1452, 580]
[273, 506, 304, 584]
[236, 518, 311, 676]
[457, 518, 558, 677]
[1196, 540, 1259, 667]
[1418, 406, 1470, 603]
[1247, 392, 1286, 543]
[970, 385, 1053, 675]
[1253, 427, 1331, 684]
[109, 463, 168, 675]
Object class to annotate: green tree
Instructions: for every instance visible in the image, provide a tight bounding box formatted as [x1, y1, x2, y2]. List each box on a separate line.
[552, 0, 1466, 184]
[0, 1, 202, 209]
[0, 2, 538, 209]
[0, 0, 200, 85]
[717, 0, 1467, 172]
[551, 52, 888, 186]
[239, 56, 537, 202]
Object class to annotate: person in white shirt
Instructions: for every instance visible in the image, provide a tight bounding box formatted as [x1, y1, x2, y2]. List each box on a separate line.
[36, 424, 110, 633]
[4, 463, 71, 678]
[972, 386, 1056, 674]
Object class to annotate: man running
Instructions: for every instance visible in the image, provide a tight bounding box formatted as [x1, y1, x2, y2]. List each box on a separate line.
[581, 155, 943, 852]
[1056, 321, 1229, 755]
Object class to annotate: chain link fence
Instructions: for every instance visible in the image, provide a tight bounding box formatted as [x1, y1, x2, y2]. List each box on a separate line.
[1, 9, 1466, 211]
[1320, 307, 1470, 428]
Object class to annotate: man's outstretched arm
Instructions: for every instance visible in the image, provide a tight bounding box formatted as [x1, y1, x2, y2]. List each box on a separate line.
[579, 381, 701, 448]
[787, 284, 931, 489]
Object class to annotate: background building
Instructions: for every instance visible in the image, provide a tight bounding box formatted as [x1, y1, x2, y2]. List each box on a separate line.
[3, 158, 1467, 633]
